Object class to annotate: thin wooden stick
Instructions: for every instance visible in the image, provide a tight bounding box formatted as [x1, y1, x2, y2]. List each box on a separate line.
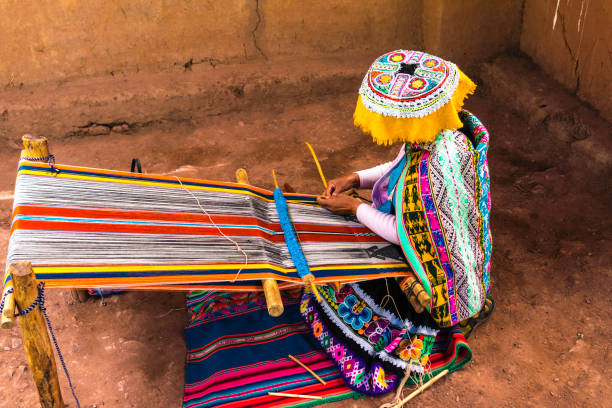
[10, 261, 65, 407]
[271, 169, 279, 189]
[305, 142, 343, 293]
[392, 369, 449, 408]
[268, 392, 322, 400]
[305, 142, 327, 189]
[236, 168, 284, 317]
[288, 354, 327, 385]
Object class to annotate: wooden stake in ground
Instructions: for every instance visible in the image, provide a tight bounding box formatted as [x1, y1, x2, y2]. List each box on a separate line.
[235, 168, 284, 317]
[10, 261, 65, 408]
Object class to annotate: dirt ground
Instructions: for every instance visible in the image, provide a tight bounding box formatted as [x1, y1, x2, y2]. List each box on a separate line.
[0, 82, 610, 407]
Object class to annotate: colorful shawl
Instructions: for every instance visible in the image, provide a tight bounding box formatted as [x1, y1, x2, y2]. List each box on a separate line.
[395, 111, 492, 327]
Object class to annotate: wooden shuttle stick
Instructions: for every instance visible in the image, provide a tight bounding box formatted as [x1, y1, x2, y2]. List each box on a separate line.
[288, 354, 327, 385]
[235, 168, 284, 317]
[268, 392, 322, 400]
[305, 142, 327, 189]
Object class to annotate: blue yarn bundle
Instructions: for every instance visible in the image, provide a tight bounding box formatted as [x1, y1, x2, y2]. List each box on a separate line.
[273, 188, 311, 278]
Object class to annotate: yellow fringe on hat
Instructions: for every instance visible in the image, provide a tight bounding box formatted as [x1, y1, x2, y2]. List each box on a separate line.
[354, 69, 477, 145]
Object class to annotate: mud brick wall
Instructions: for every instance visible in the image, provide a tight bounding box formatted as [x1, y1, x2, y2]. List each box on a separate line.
[1, 0, 608, 121]
[521, 0, 611, 122]
[0, 0, 520, 87]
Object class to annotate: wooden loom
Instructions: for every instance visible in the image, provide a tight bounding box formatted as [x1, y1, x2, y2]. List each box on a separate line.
[1, 135, 430, 407]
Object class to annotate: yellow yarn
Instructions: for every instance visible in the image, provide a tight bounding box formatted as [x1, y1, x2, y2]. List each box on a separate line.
[353, 69, 477, 145]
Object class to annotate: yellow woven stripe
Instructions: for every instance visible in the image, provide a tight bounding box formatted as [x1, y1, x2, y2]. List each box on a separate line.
[18, 168, 315, 205]
[31, 262, 407, 275]
[19, 169, 283, 202]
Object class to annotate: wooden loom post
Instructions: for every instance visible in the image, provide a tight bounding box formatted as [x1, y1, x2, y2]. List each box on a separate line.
[1, 134, 53, 329]
[10, 261, 65, 408]
[235, 169, 284, 317]
[401, 276, 431, 314]
[21, 134, 89, 305]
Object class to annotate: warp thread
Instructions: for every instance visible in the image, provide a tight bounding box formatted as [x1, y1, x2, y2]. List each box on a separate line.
[174, 176, 248, 281]
[273, 187, 311, 279]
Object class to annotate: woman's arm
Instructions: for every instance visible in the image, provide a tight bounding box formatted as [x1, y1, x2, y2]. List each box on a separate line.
[356, 204, 400, 245]
[316, 194, 400, 245]
[355, 160, 395, 189]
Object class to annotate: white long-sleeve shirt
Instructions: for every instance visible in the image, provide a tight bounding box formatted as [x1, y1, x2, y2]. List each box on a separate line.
[354, 145, 406, 245]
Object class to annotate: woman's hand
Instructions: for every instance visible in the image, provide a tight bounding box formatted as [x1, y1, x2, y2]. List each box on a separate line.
[316, 194, 363, 216]
[323, 173, 360, 197]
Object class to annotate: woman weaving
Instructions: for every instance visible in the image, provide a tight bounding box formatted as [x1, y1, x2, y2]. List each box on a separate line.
[300, 50, 494, 396]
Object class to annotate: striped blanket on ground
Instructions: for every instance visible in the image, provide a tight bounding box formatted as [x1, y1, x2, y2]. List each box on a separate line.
[3, 161, 414, 299]
[184, 289, 472, 407]
[184, 289, 361, 408]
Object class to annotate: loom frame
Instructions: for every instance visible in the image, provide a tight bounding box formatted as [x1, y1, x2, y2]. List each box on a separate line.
[2, 134, 430, 407]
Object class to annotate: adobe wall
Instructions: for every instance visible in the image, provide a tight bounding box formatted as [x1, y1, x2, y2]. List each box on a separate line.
[0, 0, 523, 88]
[0, 0, 424, 87]
[521, 0, 612, 121]
[422, 0, 524, 69]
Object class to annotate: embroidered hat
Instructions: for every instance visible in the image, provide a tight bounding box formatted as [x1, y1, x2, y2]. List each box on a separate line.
[354, 50, 476, 145]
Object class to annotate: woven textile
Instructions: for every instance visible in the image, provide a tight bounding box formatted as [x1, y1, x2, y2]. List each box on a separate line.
[395, 111, 492, 327]
[300, 281, 473, 396]
[300, 280, 438, 395]
[184, 288, 472, 405]
[184, 289, 360, 408]
[3, 162, 418, 299]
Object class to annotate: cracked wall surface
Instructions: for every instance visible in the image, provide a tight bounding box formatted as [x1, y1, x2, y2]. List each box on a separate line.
[0, 0, 258, 86]
[422, 0, 523, 69]
[521, 0, 611, 122]
[0, 0, 525, 89]
[0, 0, 425, 88]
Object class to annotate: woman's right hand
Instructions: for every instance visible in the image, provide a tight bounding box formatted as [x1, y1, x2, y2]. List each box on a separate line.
[323, 173, 360, 197]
